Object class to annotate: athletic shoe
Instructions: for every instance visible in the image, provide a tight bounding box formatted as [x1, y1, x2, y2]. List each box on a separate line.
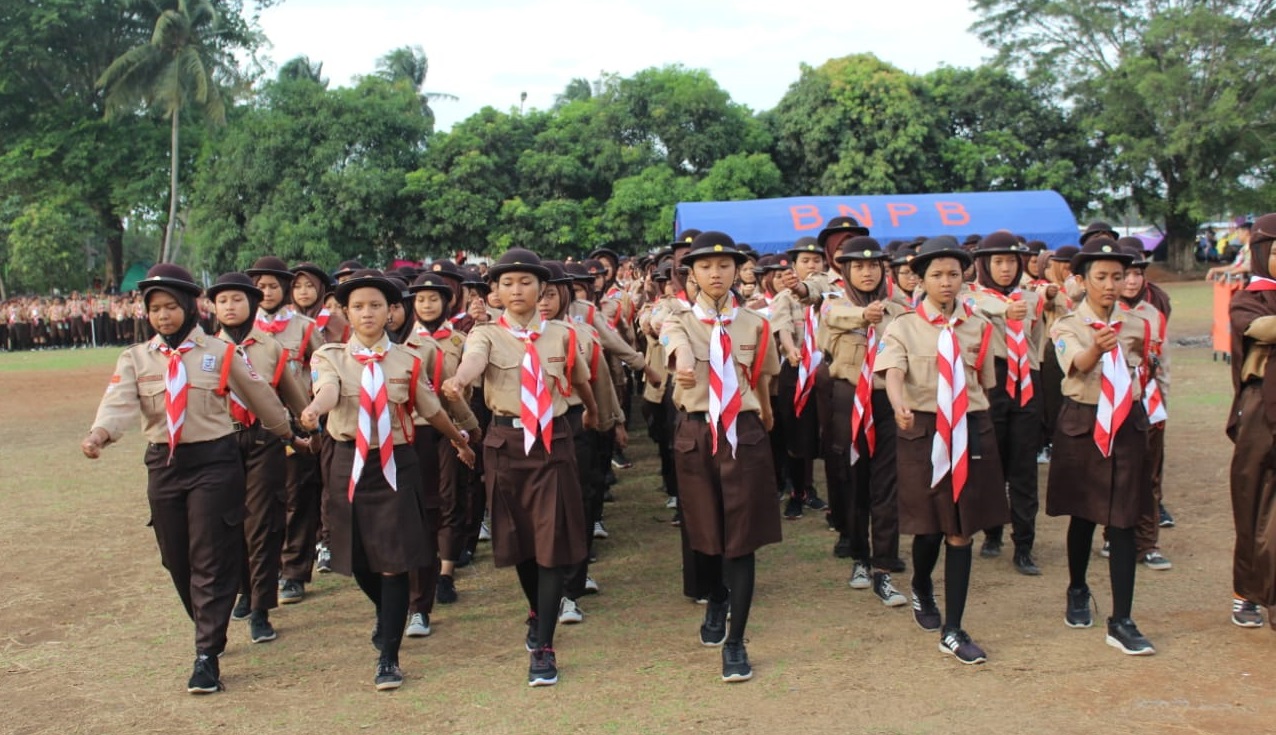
[721, 641, 753, 683]
[436, 575, 458, 605]
[700, 599, 729, 647]
[279, 579, 304, 604]
[1013, 550, 1042, 576]
[665, 496, 678, 509]
[374, 657, 404, 691]
[1036, 445, 1051, 465]
[872, 572, 908, 607]
[249, 610, 277, 643]
[912, 589, 942, 632]
[558, 598, 584, 624]
[1065, 586, 1093, 628]
[612, 451, 634, 470]
[593, 521, 610, 539]
[187, 653, 222, 694]
[1099, 541, 1110, 558]
[671, 510, 683, 527]
[478, 522, 491, 542]
[1141, 550, 1173, 571]
[456, 548, 474, 568]
[371, 620, 384, 652]
[1105, 617, 1155, 655]
[525, 612, 539, 652]
[980, 538, 1002, 559]
[1232, 597, 1265, 628]
[583, 576, 600, 595]
[315, 542, 332, 573]
[833, 534, 853, 558]
[938, 628, 987, 664]
[804, 489, 828, 511]
[528, 646, 558, 687]
[783, 496, 804, 520]
[848, 561, 871, 590]
[1158, 504, 1175, 528]
[406, 612, 431, 638]
[231, 594, 251, 621]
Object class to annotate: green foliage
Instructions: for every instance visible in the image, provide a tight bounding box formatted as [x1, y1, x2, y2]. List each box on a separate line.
[7, 193, 99, 293]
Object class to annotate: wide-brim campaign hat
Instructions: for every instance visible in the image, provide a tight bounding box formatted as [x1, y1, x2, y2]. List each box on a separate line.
[139, 263, 202, 298]
[910, 236, 974, 275]
[835, 236, 890, 263]
[817, 216, 869, 245]
[461, 266, 490, 292]
[384, 275, 411, 300]
[564, 261, 593, 282]
[654, 262, 673, 282]
[669, 229, 702, 250]
[428, 260, 465, 283]
[1116, 237, 1150, 267]
[487, 248, 552, 282]
[754, 254, 778, 272]
[682, 231, 749, 266]
[334, 269, 404, 307]
[206, 272, 263, 301]
[581, 259, 606, 278]
[1022, 240, 1047, 255]
[1049, 245, 1080, 263]
[542, 261, 575, 285]
[786, 236, 824, 260]
[1070, 237, 1134, 271]
[1080, 221, 1119, 244]
[245, 256, 294, 281]
[1249, 213, 1276, 246]
[891, 244, 919, 268]
[291, 262, 335, 291]
[408, 272, 455, 301]
[588, 247, 621, 265]
[974, 231, 1022, 257]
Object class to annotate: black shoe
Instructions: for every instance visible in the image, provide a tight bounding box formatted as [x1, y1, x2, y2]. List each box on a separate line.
[436, 574, 458, 605]
[699, 599, 729, 647]
[528, 646, 558, 687]
[938, 627, 987, 664]
[783, 496, 804, 520]
[1159, 504, 1175, 528]
[911, 588, 942, 632]
[604, 472, 617, 490]
[884, 557, 907, 573]
[525, 612, 539, 652]
[833, 533, 853, 559]
[375, 656, 404, 691]
[980, 538, 1002, 559]
[371, 620, 384, 652]
[249, 610, 277, 643]
[279, 579, 304, 604]
[1013, 550, 1041, 576]
[1105, 617, 1155, 655]
[187, 653, 222, 694]
[231, 594, 251, 621]
[721, 640, 753, 683]
[612, 451, 634, 470]
[456, 548, 474, 569]
[803, 489, 828, 511]
[1065, 586, 1093, 629]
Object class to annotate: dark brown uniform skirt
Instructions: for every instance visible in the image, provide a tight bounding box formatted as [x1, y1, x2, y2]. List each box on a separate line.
[673, 411, 783, 558]
[896, 411, 1009, 537]
[326, 442, 431, 575]
[482, 417, 588, 569]
[1228, 384, 1276, 606]
[1046, 398, 1151, 529]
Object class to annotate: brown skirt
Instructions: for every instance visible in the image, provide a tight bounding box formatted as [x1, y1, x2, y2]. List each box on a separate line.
[482, 417, 588, 569]
[1046, 399, 1151, 528]
[1229, 384, 1276, 606]
[326, 442, 431, 575]
[896, 411, 1009, 537]
[673, 411, 783, 558]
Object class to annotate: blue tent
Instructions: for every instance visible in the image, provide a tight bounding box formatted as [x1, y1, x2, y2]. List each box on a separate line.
[674, 190, 1079, 253]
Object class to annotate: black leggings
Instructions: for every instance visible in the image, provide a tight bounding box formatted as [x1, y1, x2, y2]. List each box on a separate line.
[1067, 518, 1136, 620]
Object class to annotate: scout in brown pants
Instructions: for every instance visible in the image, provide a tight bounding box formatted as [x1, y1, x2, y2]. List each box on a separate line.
[662, 232, 782, 684]
[877, 237, 1008, 665]
[300, 270, 475, 691]
[442, 249, 597, 688]
[208, 273, 312, 644]
[82, 264, 295, 694]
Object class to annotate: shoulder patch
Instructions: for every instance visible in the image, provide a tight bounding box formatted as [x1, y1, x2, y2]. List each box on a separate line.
[1055, 339, 1066, 354]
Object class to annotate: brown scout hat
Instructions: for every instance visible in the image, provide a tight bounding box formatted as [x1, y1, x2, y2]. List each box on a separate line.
[487, 248, 552, 282]
[835, 236, 890, 263]
[333, 260, 364, 280]
[1080, 221, 1119, 244]
[1116, 237, 1150, 268]
[817, 216, 870, 246]
[139, 263, 202, 298]
[408, 272, 454, 301]
[681, 231, 749, 266]
[205, 272, 262, 301]
[1249, 213, 1276, 246]
[1070, 237, 1133, 271]
[910, 236, 973, 274]
[245, 256, 294, 281]
[334, 269, 403, 307]
[291, 262, 335, 291]
[669, 229, 702, 250]
[1049, 245, 1080, 263]
[974, 231, 1022, 257]
[786, 236, 825, 260]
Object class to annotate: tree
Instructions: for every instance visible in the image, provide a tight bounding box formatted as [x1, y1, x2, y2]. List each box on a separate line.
[972, 0, 1276, 269]
[7, 193, 100, 294]
[277, 55, 327, 87]
[553, 77, 594, 109]
[376, 45, 457, 130]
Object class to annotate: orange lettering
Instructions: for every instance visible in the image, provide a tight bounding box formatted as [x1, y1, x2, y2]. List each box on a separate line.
[887, 202, 918, 227]
[791, 205, 823, 231]
[936, 202, 970, 227]
[837, 204, 872, 228]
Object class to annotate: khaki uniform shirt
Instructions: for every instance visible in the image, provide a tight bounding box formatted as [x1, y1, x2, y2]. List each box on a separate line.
[875, 305, 996, 412]
[311, 335, 446, 444]
[463, 316, 589, 418]
[768, 290, 807, 347]
[218, 326, 311, 416]
[661, 295, 780, 414]
[1241, 315, 1276, 382]
[403, 329, 479, 432]
[819, 297, 909, 387]
[256, 308, 324, 394]
[599, 288, 635, 344]
[1050, 300, 1149, 405]
[569, 300, 646, 370]
[967, 285, 1046, 370]
[563, 320, 624, 431]
[92, 326, 291, 445]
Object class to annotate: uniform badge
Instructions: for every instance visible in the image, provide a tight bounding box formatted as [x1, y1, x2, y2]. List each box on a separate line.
[877, 341, 886, 353]
[660, 334, 670, 346]
[1055, 339, 1066, 354]
[311, 368, 320, 384]
[201, 354, 217, 372]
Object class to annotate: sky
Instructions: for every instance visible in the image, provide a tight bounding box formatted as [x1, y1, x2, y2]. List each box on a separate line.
[255, 0, 992, 132]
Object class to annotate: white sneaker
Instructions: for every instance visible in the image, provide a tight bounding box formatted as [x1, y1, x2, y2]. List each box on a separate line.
[478, 522, 491, 542]
[405, 612, 431, 638]
[584, 576, 600, 594]
[1099, 541, 1110, 558]
[593, 521, 609, 539]
[1036, 447, 1051, 465]
[848, 561, 871, 590]
[664, 496, 678, 509]
[558, 597, 584, 624]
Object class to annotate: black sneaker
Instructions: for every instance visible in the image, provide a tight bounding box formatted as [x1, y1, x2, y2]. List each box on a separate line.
[833, 533, 853, 559]
[721, 640, 753, 683]
[525, 612, 539, 652]
[884, 557, 907, 573]
[803, 489, 828, 511]
[612, 451, 634, 470]
[456, 548, 474, 569]
[1232, 597, 1265, 628]
[371, 620, 384, 652]
[1013, 549, 1041, 576]
[187, 653, 222, 694]
[375, 657, 404, 691]
[699, 599, 729, 647]
[1158, 504, 1175, 528]
[783, 496, 804, 520]
[938, 627, 987, 665]
[436, 574, 458, 605]
[231, 594, 251, 621]
[249, 610, 277, 643]
[872, 572, 908, 607]
[1105, 617, 1155, 655]
[1065, 586, 1093, 628]
[528, 646, 558, 687]
[911, 588, 942, 632]
[279, 579, 304, 604]
[980, 538, 1002, 559]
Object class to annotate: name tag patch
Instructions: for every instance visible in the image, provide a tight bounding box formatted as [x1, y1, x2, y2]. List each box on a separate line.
[547, 356, 566, 363]
[201, 354, 217, 372]
[740, 344, 756, 351]
[388, 378, 410, 385]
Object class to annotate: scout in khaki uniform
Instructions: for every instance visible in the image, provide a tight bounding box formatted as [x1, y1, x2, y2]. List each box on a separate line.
[589, 248, 639, 471]
[82, 264, 295, 694]
[888, 243, 921, 309]
[1046, 239, 1156, 656]
[819, 236, 909, 602]
[1038, 245, 1078, 461]
[442, 249, 598, 688]
[662, 232, 782, 684]
[876, 237, 1009, 665]
[300, 270, 475, 691]
[291, 262, 351, 345]
[636, 259, 679, 514]
[208, 273, 312, 644]
[969, 232, 1046, 573]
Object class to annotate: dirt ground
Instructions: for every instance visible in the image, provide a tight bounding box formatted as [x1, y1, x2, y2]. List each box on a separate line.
[2, 281, 1274, 735]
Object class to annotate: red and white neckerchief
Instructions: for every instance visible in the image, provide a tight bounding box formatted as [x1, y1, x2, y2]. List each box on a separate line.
[227, 335, 258, 427]
[917, 300, 970, 500]
[794, 305, 821, 416]
[314, 308, 331, 332]
[1090, 318, 1132, 457]
[1137, 314, 1168, 424]
[1247, 276, 1276, 292]
[499, 314, 553, 455]
[255, 308, 293, 335]
[417, 321, 453, 342]
[693, 297, 743, 457]
[350, 343, 395, 501]
[850, 323, 878, 465]
[154, 338, 196, 464]
[984, 288, 1033, 406]
[448, 311, 468, 327]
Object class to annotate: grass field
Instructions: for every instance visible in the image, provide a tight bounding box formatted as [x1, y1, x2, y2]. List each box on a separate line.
[1, 280, 1273, 735]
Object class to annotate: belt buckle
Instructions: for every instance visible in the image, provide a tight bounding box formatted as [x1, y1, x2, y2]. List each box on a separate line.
[511, 417, 525, 429]
[231, 421, 245, 432]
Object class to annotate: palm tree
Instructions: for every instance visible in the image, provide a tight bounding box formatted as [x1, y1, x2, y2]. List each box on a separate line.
[278, 55, 328, 87]
[553, 77, 593, 109]
[375, 45, 457, 129]
[98, 0, 228, 263]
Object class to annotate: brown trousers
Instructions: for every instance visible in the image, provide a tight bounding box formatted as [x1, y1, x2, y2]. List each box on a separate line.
[236, 426, 287, 610]
[435, 429, 466, 561]
[408, 428, 442, 615]
[145, 436, 244, 655]
[1136, 424, 1166, 554]
[1229, 385, 1276, 606]
[280, 450, 324, 583]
